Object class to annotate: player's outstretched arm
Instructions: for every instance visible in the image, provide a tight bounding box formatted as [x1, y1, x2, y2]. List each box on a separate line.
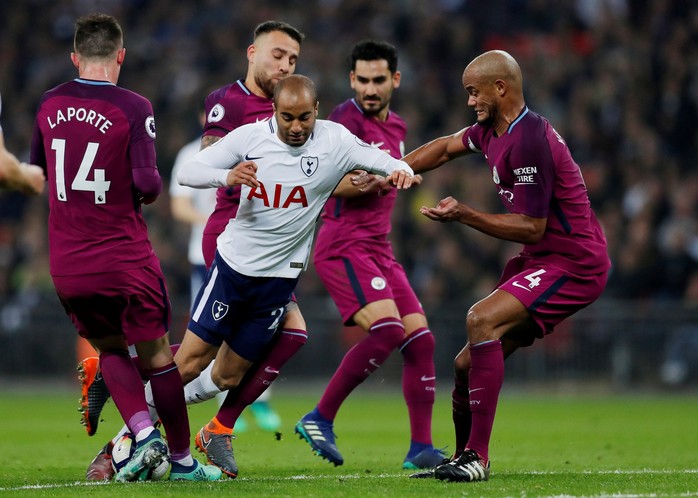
[402, 127, 472, 174]
[0, 135, 45, 195]
[420, 196, 547, 244]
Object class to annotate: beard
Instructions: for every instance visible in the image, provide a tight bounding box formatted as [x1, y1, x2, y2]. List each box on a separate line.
[255, 73, 277, 99]
[476, 103, 497, 127]
[359, 97, 387, 116]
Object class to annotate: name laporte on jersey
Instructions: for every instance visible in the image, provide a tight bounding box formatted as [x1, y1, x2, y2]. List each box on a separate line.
[46, 106, 113, 134]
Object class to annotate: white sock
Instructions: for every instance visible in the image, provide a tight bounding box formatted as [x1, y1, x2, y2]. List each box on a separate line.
[144, 381, 160, 421]
[134, 426, 154, 443]
[184, 361, 221, 405]
[172, 454, 194, 467]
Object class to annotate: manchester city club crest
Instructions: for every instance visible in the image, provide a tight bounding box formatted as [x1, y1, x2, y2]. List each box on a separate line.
[301, 156, 319, 177]
[212, 300, 229, 321]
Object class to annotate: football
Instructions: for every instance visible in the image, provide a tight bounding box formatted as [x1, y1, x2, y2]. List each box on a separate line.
[111, 432, 169, 481]
[111, 433, 136, 474]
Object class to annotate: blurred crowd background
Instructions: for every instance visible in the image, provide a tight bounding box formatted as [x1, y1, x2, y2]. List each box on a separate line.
[1, 0, 698, 387]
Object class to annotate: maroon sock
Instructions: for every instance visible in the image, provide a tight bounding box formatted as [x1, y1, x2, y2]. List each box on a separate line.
[131, 343, 180, 380]
[216, 328, 307, 428]
[452, 375, 471, 458]
[146, 362, 190, 459]
[466, 340, 504, 462]
[317, 318, 405, 420]
[99, 350, 151, 434]
[399, 328, 435, 445]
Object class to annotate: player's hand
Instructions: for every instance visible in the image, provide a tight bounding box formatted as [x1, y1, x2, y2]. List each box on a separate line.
[350, 171, 392, 195]
[20, 163, 46, 195]
[388, 171, 424, 187]
[420, 196, 463, 222]
[387, 169, 414, 190]
[227, 161, 259, 188]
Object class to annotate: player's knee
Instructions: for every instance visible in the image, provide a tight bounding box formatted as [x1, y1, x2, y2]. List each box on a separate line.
[210, 359, 246, 390]
[178, 362, 202, 385]
[378, 322, 407, 349]
[211, 370, 243, 391]
[465, 306, 495, 343]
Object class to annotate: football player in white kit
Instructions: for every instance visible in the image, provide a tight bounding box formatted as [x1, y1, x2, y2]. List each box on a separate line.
[174, 74, 414, 456]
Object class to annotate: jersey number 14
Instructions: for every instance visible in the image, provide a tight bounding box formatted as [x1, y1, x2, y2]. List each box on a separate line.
[51, 138, 111, 204]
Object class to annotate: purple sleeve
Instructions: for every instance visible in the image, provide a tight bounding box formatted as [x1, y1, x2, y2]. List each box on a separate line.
[131, 140, 161, 200]
[129, 99, 161, 200]
[511, 134, 554, 218]
[462, 124, 484, 152]
[203, 85, 241, 137]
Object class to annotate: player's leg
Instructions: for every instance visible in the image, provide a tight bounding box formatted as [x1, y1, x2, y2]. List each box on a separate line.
[435, 260, 608, 482]
[194, 269, 297, 477]
[84, 335, 217, 481]
[193, 342, 254, 478]
[296, 298, 404, 466]
[214, 303, 307, 432]
[116, 261, 220, 482]
[52, 272, 165, 481]
[384, 257, 445, 469]
[433, 289, 531, 483]
[399, 312, 447, 470]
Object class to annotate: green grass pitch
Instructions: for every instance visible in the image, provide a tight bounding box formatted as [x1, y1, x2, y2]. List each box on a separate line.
[0, 383, 696, 497]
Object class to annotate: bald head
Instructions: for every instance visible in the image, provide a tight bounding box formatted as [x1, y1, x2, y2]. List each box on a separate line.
[273, 74, 317, 107]
[461, 50, 525, 133]
[464, 50, 523, 96]
[273, 74, 319, 146]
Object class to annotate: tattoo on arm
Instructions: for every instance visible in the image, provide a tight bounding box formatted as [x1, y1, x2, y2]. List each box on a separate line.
[200, 135, 222, 151]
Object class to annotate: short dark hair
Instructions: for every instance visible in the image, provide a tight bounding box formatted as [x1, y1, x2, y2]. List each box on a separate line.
[254, 20, 305, 45]
[74, 13, 123, 59]
[273, 74, 317, 106]
[351, 40, 398, 74]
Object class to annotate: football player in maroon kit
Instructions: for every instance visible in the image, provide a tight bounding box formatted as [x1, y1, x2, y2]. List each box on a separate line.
[31, 13, 220, 482]
[403, 50, 610, 482]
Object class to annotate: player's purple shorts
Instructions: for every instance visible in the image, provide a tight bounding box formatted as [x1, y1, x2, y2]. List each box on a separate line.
[498, 255, 608, 338]
[52, 256, 171, 345]
[314, 241, 423, 325]
[189, 252, 298, 361]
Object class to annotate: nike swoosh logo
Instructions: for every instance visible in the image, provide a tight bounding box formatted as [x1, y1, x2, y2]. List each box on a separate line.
[244, 153, 263, 161]
[368, 359, 381, 369]
[264, 367, 279, 374]
[468, 387, 486, 394]
[200, 432, 213, 449]
[195, 393, 205, 401]
[511, 281, 531, 292]
[421, 375, 436, 381]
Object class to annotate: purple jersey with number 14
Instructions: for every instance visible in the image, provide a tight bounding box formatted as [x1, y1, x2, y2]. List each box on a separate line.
[462, 107, 611, 275]
[30, 78, 159, 276]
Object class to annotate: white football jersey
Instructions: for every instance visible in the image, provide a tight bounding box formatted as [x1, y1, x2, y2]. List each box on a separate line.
[169, 137, 216, 266]
[178, 117, 413, 277]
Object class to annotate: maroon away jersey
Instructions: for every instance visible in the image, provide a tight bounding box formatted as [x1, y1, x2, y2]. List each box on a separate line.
[31, 78, 160, 276]
[202, 80, 276, 238]
[463, 107, 610, 275]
